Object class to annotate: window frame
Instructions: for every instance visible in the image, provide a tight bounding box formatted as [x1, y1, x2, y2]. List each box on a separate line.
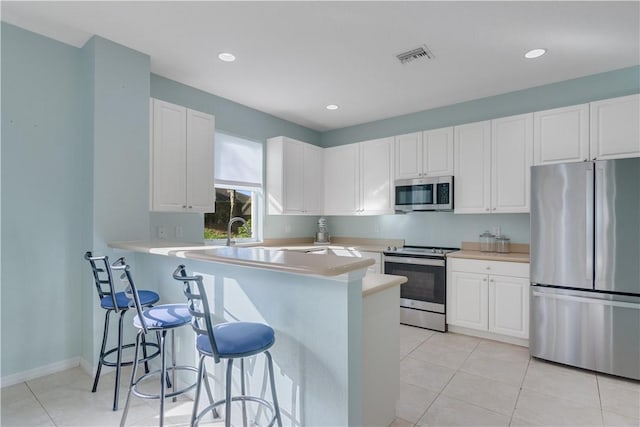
[204, 132, 264, 245]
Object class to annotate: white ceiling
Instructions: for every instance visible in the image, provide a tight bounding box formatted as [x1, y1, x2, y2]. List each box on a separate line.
[2, 1, 639, 132]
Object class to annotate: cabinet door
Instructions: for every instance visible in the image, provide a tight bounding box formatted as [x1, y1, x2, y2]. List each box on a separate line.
[491, 113, 533, 213]
[395, 132, 423, 179]
[303, 144, 324, 214]
[423, 127, 454, 176]
[361, 137, 395, 215]
[186, 109, 215, 213]
[454, 121, 491, 213]
[282, 139, 305, 213]
[324, 144, 360, 215]
[448, 271, 488, 330]
[590, 94, 640, 160]
[151, 99, 187, 212]
[489, 275, 529, 339]
[534, 104, 589, 165]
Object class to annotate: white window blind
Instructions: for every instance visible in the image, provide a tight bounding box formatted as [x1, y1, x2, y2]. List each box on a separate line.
[214, 132, 263, 187]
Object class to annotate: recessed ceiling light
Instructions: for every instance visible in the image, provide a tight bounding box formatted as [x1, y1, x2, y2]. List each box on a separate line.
[218, 52, 236, 62]
[524, 48, 547, 59]
[326, 104, 339, 110]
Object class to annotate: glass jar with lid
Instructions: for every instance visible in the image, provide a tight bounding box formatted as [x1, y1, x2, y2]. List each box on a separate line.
[479, 231, 495, 252]
[495, 236, 511, 253]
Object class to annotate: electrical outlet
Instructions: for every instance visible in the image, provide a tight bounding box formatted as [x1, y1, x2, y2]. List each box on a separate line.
[284, 225, 292, 234]
[492, 226, 501, 237]
[157, 226, 166, 239]
[175, 225, 183, 238]
[374, 224, 381, 233]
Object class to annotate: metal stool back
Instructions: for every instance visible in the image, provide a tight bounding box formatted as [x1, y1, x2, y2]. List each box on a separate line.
[84, 251, 160, 411]
[174, 265, 282, 427]
[116, 258, 211, 427]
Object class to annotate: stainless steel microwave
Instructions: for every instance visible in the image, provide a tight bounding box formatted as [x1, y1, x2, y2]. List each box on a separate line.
[394, 176, 454, 212]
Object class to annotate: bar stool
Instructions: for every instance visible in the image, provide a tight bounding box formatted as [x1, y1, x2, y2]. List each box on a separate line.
[85, 252, 161, 411]
[173, 264, 283, 427]
[117, 257, 212, 427]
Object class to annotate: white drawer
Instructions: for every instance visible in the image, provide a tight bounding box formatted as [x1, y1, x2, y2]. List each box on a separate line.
[448, 258, 529, 278]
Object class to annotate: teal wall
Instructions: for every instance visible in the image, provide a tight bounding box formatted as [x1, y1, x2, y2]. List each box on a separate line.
[321, 66, 640, 147]
[1, 23, 90, 376]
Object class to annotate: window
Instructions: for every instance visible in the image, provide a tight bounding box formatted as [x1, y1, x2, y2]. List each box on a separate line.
[204, 133, 263, 243]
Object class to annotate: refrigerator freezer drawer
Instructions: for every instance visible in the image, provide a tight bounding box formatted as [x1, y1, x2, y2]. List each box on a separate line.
[530, 287, 640, 380]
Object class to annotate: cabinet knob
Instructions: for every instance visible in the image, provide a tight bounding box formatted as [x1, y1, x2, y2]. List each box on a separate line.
[485, 208, 490, 212]
[490, 279, 494, 283]
[188, 205, 193, 209]
[483, 278, 487, 282]
[486, 266, 491, 270]
[182, 205, 187, 209]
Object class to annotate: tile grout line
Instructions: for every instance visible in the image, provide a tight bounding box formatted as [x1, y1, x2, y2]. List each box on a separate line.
[414, 335, 483, 426]
[595, 373, 605, 426]
[508, 355, 531, 426]
[24, 380, 58, 427]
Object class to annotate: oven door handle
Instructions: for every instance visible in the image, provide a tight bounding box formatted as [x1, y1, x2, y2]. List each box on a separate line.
[384, 256, 445, 267]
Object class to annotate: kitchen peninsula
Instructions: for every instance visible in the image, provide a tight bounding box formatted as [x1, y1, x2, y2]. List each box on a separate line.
[108, 241, 405, 427]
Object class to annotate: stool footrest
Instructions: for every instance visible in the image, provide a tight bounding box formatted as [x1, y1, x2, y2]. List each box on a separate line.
[194, 395, 278, 427]
[101, 342, 161, 368]
[131, 365, 198, 400]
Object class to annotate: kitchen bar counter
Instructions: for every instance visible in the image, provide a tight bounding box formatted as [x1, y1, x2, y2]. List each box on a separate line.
[108, 240, 374, 277]
[107, 239, 402, 426]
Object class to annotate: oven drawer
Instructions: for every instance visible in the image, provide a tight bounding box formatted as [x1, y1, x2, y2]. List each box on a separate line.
[448, 258, 529, 278]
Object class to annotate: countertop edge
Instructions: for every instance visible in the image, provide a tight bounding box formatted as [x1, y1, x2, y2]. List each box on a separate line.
[362, 273, 407, 297]
[447, 250, 530, 263]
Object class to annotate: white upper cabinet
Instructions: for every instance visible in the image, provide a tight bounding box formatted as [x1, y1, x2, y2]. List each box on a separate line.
[324, 143, 360, 215]
[324, 137, 395, 216]
[454, 114, 532, 214]
[150, 99, 215, 213]
[454, 121, 492, 213]
[533, 104, 589, 165]
[267, 136, 323, 215]
[395, 132, 422, 179]
[423, 127, 454, 176]
[491, 113, 533, 213]
[395, 128, 453, 179]
[590, 94, 640, 160]
[360, 137, 395, 215]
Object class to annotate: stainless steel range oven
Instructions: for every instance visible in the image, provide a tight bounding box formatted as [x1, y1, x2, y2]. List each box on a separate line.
[383, 246, 458, 332]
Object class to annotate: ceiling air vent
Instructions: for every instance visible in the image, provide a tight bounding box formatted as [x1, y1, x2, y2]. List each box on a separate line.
[396, 45, 435, 65]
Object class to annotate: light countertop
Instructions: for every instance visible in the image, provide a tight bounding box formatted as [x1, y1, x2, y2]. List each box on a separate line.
[447, 241, 530, 263]
[109, 240, 375, 277]
[362, 273, 406, 297]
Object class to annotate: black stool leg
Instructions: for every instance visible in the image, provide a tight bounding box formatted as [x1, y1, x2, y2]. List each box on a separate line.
[92, 309, 111, 393]
[140, 331, 150, 374]
[113, 310, 127, 411]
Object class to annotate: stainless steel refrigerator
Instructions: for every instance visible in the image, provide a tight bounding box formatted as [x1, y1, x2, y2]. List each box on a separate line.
[530, 158, 640, 380]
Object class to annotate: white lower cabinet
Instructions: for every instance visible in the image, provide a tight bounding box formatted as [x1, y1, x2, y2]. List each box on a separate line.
[447, 258, 530, 340]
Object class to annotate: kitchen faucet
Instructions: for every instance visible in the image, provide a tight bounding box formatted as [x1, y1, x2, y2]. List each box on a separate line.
[226, 217, 250, 246]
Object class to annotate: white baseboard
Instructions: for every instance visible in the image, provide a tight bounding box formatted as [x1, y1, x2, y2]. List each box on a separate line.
[447, 325, 529, 348]
[1, 357, 81, 388]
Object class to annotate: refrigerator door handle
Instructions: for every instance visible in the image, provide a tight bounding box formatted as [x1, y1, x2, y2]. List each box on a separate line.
[531, 290, 640, 310]
[585, 166, 594, 282]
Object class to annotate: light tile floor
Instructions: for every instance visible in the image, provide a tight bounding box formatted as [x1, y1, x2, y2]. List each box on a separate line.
[393, 325, 640, 427]
[2, 326, 639, 426]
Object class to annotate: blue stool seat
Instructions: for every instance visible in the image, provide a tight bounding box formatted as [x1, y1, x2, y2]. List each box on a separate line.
[101, 290, 159, 310]
[196, 322, 275, 358]
[133, 304, 192, 330]
[174, 265, 282, 427]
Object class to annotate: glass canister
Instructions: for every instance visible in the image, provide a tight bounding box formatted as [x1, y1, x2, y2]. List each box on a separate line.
[479, 231, 495, 252]
[495, 236, 511, 253]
